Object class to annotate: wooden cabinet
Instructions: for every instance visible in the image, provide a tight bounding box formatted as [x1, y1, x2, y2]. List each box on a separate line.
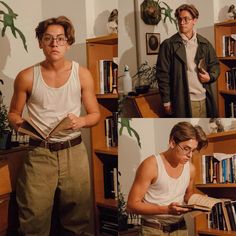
[192, 130, 236, 236]
[86, 34, 118, 235]
[0, 147, 28, 236]
[214, 20, 236, 117]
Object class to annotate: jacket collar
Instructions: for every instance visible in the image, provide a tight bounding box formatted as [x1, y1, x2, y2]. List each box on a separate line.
[171, 33, 208, 64]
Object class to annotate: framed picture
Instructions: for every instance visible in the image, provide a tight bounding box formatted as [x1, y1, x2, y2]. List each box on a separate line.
[146, 33, 160, 55]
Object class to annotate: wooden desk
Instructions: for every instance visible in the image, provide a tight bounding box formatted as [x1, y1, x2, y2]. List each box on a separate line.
[0, 146, 29, 236]
[121, 89, 165, 118]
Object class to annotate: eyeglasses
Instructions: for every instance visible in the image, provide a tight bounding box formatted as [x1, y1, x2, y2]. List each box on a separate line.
[177, 17, 193, 24]
[42, 34, 68, 46]
[177, 143, 197, 155]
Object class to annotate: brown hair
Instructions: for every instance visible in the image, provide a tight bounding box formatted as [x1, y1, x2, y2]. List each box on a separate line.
[169, 122, 208, 151]
[175, 4, 199, 19]
[35, 16, 75, 45]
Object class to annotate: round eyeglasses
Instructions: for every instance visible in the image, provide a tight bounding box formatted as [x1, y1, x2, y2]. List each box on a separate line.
[177, 143, 198, 155]
[177, 17, 193, 24]
[42, 34, 68, 46]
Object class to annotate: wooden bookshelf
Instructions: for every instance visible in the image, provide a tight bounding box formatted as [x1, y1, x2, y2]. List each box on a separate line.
[192, 129, 236, 235]
[87, 34, 118, 236]
[214, 20, 236, 117]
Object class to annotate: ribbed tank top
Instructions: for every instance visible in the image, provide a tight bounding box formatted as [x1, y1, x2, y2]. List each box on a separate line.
[27, 61, 81, 142]
[142, 154, 190, 224]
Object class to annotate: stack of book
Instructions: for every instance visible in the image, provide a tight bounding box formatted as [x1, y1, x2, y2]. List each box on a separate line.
[104, 112, 118, 148]
[99, 207, 118, 236]
[222, 34, 236, 57]
[225, 68, 236, 90]
[99, 58, 118, 94]
[202, 155, 236, 184]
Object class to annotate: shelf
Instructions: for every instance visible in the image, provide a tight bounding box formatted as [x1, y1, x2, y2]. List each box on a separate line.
[218, 56, 236, 60]
[198, 228, 236, 236]
[196, 183, 236, 188]
[207, 130, 236, 141]
[94, 146, 118, 156]
[96, 198, 117, 209]
[219, 89, 236, 96]
[96, 93, 119, 99]
[86, 33, 118, 44]
[215, 19, 236, 27]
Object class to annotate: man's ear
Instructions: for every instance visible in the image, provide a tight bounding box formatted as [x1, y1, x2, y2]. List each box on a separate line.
[169, 139, 175, 149]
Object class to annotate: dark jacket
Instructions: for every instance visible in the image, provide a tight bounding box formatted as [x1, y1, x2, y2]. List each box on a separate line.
[156, 33, 220, 118]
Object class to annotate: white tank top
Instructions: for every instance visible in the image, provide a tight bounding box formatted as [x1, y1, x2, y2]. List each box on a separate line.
[27, 61, 81, 142]
[142, 154, 190, 224]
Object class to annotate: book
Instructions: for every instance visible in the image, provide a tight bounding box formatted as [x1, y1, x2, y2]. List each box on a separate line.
[198, 58, 207, 73]
[18, 116, 71, 140]
[180, 193, 221, 212]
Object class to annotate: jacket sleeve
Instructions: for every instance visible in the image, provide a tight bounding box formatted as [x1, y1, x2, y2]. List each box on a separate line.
[206, 42, 220, 83]
[156, 40, 171, 104]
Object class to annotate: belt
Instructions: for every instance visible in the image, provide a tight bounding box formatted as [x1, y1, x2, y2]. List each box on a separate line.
[29, 136, 82, 152]
[142, 219, 186, 233]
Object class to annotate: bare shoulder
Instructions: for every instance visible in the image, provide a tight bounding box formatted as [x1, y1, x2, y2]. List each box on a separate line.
[137, 155, 157, 181]
[79, 66, 92, 80]
[189, 162, 196, 177]
[15, 66, 34, 90]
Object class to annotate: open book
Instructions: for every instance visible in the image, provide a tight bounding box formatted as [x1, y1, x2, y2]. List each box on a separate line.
[180, 193, 221, 212]
[18, 117, 71, 140]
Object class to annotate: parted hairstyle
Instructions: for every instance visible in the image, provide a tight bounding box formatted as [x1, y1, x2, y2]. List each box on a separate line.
[169, 122, 208, 151]
[175, 4, 199, 19]
[35, 16, 75, 45]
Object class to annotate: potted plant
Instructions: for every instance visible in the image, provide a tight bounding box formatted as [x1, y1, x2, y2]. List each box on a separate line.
[0, 79, 11, 149]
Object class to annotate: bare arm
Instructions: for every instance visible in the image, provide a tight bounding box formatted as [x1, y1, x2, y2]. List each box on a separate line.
[68, 66, 100, 130]
[127, 156, 189, 215]
[8, 68, 33, 131]
[184, 162, 196, 203]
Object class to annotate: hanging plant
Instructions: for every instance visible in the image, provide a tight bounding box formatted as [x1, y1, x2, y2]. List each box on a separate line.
[0, 1, 28, 51]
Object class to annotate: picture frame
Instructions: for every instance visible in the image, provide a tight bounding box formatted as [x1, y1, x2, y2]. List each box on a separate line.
[146, 33, 160, 55]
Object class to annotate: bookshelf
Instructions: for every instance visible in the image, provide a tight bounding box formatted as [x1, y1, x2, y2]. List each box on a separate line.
[214, 20, 236, 117]
[86, 34, 118, 235]
[192, 130, 236, 236]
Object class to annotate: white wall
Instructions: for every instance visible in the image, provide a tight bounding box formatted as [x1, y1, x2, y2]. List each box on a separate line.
[119, 118, 156, 200]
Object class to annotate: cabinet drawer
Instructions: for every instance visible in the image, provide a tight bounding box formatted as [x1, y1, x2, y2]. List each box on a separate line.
[0, 194, 10, 233]
[0, 160, 12, 195]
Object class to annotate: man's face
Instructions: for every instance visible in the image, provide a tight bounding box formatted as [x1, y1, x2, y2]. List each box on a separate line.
[39, 24, 69, 60]
[177, 10, 197, 35]
[171, 139, 198, 164]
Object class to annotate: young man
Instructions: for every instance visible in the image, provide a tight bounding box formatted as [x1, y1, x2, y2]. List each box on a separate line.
[156, 4, 220, 118]
[127, 122, 208, 236]
[8, 16, 100, 236]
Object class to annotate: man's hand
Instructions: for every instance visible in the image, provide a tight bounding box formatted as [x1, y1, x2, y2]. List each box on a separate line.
[168, 202, 190, 215]
[163, 104, 173, 115]
[67, 113, 86, 130]
[198, 69, 210, 83]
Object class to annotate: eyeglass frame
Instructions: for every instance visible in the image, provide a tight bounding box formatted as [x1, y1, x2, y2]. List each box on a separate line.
[177, 17, 193, 24]
[176, 143, 198, 155]
[42, 34, 68, 46]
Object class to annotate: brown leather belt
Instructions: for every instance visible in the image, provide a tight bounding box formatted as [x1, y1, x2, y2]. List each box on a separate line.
[29, 136, 82, 152]
[142, 219, 186, 233]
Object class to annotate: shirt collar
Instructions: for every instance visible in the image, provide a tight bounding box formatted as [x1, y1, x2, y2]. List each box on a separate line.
[179, 30, 197, 44]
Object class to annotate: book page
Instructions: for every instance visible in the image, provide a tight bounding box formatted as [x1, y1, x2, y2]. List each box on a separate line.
[187, 194, 221, 210]
[198, 58, 206, 72]
[49, 116, 72, 137]
[18, 117, 46, 140]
